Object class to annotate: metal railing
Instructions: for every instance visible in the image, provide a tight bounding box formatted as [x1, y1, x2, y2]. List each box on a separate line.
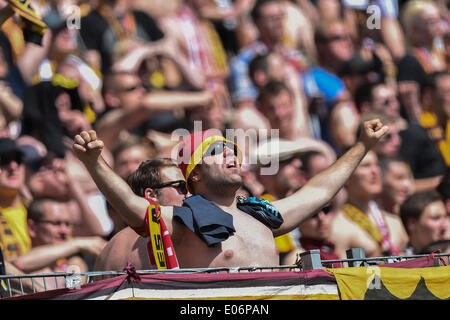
[1, 248, 449, 298]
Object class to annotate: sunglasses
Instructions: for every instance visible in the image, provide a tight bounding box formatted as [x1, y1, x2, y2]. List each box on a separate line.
[0, 152, 23, 167]
[327, 34, 350, 42]
[380, 131, 400, 143]
[119, 83, 143, 93]
[380, 97, 397, 107]
[154, 180, 188, 195]
[312, 205, 332, 218]
[36, 220, 73, 228]
[204, 141, 238, 157]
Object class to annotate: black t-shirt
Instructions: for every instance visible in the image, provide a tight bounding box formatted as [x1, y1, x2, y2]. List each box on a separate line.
[396, 53, 429, 88]
[399, 122, 447, 179]
[80, 10, 164, 75]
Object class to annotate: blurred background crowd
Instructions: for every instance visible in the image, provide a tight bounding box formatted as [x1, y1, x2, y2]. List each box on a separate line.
[0, 0, 449, 288]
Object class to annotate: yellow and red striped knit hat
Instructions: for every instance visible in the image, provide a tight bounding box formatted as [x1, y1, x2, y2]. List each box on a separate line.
[176, 130, 242, 192]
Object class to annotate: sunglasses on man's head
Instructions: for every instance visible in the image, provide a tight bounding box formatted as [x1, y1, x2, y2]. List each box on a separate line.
[154, 180, 188, 195]
[204, 141, 238, 157]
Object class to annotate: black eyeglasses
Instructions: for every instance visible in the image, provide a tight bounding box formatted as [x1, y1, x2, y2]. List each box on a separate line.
[36, 220, 73, 228]
[154, 180, 188, 195]
[204, 141, 238, 157]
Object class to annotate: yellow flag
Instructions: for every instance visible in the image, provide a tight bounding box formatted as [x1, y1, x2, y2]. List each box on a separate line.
[327, 266, 450, 300]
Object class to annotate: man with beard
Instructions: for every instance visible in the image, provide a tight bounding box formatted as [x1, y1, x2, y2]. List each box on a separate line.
[73, 118, 388, 268]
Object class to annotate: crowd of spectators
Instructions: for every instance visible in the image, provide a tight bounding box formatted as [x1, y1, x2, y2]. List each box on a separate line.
[0, 0, 449, 290]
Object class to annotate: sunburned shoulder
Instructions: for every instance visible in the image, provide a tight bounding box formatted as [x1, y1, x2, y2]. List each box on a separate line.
[382, 210, 402, 223]
[329, 211, 363, 239]
[332, 210, 355, 228]
[381, 210, 408, 239]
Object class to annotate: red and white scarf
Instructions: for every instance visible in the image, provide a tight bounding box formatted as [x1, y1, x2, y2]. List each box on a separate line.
[368, 200, 400, 256]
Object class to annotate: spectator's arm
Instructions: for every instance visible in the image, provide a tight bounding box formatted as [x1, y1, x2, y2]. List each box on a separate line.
[9, 237, 106, 273]
[73, 131, 151, 228]
[17, 29, 52, 85]
[273, 119, 388, 236]
[329, 100, 360, 152]
[397, 81, 422, 122]
[284, 65, 312, 138]
[65, 153, 112, 237]
[380, 17, 406, 61]
[95, 90, 213, 149]
[0, 82, 23, 121]
[141, 90, 213, 111]
[414, 176, 444, 192]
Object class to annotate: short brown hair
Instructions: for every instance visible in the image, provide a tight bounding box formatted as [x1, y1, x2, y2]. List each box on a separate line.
[256, 80, 293, 107]
[28, 198, 67, 222]
[126, 158, 179, 196]
[400, 190, 443, 233]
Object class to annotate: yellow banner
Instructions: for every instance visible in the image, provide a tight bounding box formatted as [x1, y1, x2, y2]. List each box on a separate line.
[327, 266, 450, 300]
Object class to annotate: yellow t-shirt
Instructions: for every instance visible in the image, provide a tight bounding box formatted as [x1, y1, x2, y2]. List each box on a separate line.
[0, 203, 31, 259]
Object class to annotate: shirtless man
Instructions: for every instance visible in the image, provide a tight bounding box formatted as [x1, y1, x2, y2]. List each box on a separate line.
[94, 158, 188, 271]
[73, 119, 388, 268]
[329, 150, 409, 258]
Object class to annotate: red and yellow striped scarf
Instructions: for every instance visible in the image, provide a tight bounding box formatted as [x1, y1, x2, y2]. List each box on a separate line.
[131, 198, 179, 270]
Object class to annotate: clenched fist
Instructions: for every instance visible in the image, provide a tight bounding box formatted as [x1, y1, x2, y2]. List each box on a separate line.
[359, 118, 389, 150]
[73, 130, 104, 166]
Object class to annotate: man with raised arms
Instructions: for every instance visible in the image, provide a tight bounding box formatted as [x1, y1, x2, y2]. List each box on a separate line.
[72, 119, 388, 268]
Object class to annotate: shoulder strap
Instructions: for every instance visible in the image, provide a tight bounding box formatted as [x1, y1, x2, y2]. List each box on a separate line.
[342, 202, 383, 244]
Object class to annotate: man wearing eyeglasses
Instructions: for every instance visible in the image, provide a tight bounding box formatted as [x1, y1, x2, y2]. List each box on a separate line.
[94, 158, 189, 272]
[8, 197, 106, 290]
[74, 118, 388, 269]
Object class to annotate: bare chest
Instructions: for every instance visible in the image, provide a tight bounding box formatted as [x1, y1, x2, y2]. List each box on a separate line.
[175, 211, 279, 268]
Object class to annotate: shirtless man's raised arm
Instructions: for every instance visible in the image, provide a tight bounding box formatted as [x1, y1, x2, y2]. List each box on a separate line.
[273, 119, 389, 236]
[73, 130, 156, 229]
